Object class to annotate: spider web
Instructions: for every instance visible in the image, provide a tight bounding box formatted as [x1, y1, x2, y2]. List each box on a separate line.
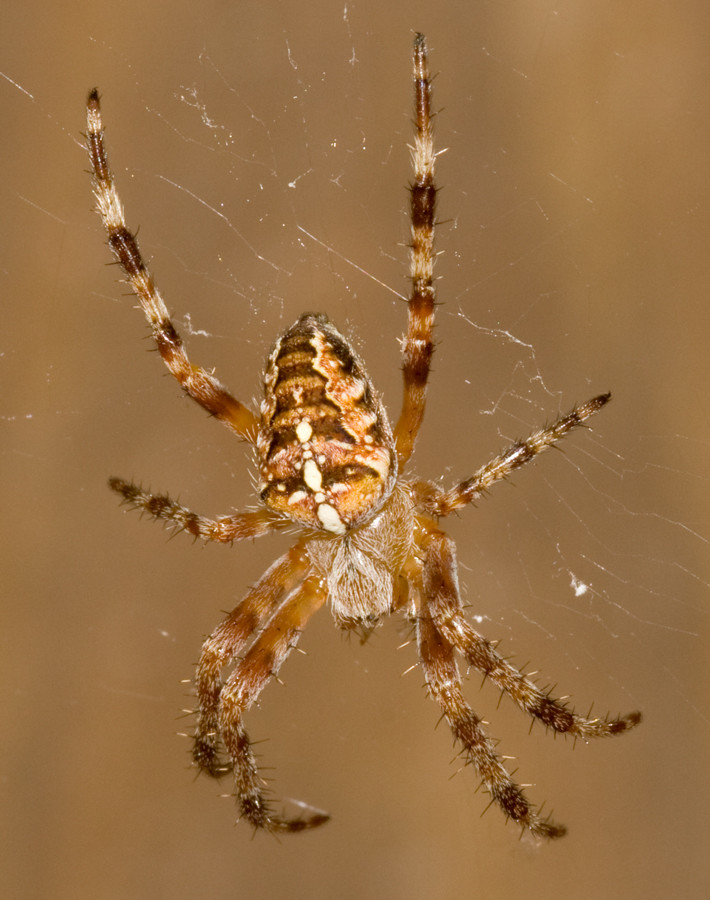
[1, 4, 708, 899]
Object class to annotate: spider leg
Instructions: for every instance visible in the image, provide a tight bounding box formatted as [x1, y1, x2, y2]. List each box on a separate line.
[393, 34, 437, 467]
[193, 542, 312, 776]
[421, 393, 612, 517]
[86, 90, 259, 442]
[422, 525, 642, 739]
[109, 477, 283, 542]
[416, 607, 565, 839]
[218, 574, 329, 832]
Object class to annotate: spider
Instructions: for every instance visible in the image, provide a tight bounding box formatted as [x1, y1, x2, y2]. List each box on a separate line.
[87, 33, 641, 839]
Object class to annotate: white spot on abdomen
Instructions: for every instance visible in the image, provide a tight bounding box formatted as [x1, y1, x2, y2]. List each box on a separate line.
[296, 421, 313, 443]
[303, 458, 323, 492]
[317, 502, 346, 534]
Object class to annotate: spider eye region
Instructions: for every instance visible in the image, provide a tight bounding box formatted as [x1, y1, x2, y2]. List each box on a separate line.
[257, 314, 397, 534]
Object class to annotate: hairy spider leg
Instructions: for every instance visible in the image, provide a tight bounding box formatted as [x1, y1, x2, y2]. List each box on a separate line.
[394, 33, 437, 466]
[109, 477, 283, 542]
[193, 543, 312, 775]
[416, 608, 566, 839]
[86, 89, 259, 442]
[427, 393, 614, 517]
[217, 574, 328, 832]
[415, 524, 640, 837]
[420, 526, 642, 738]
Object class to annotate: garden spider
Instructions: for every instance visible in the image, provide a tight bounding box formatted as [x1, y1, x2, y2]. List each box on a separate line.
[87, 33, 641, 839]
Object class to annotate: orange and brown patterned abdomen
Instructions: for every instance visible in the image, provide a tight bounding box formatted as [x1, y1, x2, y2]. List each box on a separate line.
[258, 314, 396, 534]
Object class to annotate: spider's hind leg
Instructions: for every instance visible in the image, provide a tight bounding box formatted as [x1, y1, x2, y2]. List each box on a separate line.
[86, 90, 259, 441]
[394, 33, 438, 467]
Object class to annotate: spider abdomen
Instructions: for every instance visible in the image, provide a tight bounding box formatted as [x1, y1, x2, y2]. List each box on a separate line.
[258, 314, 397, 534]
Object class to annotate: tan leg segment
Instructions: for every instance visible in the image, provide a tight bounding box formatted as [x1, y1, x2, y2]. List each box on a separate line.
[87, 90, 259, 441]
[218, 575, 329, 832]
[192, 544, 312, 775]
[394, 35, 437, 466]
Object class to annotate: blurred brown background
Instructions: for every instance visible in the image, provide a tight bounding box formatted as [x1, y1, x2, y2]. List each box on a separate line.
[2, 1, 708, 898]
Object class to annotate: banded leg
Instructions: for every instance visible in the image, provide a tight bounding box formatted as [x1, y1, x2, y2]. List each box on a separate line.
[425, 393, 612, 517]
[86, 90, 259, 441]
[416, 609, 565, 839]
[110, 477, 283, 542]
[218, 574, 328, 832]
[193, 543, 312, 775]
[422, 528, 642, 740]
[394, 33, 437, 466]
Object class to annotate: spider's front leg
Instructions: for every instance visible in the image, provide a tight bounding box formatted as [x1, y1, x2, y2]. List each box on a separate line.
[416, 523, 567, 838]
[86, 90, 258, 441]
[422, 527, 642, 741]
[216, 573, 329, 832]
[416, 612, 565, 838]
[192, 543, 313, 776]
[416, 525, 640, 838]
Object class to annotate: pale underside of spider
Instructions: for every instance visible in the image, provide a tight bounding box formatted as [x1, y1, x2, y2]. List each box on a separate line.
[87, 34, 641, 839]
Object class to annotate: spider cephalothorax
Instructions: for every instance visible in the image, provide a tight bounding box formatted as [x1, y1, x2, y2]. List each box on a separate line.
[87, 34, 641, 839]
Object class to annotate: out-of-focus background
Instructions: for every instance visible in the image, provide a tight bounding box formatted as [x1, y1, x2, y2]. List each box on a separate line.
[2, 2, 708, 898]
